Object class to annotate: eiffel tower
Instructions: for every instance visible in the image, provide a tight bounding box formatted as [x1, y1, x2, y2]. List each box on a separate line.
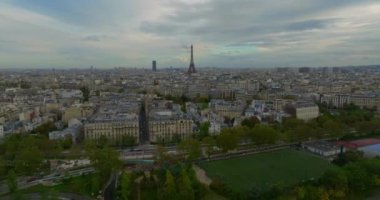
[187, 44, 196, 74]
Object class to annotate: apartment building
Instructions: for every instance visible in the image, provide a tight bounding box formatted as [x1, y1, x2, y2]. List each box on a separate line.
[296, 102, 319, 121]
[84, 101, 141, 144]
[147, 100, 193, 143]
[209, 99, 245, 119]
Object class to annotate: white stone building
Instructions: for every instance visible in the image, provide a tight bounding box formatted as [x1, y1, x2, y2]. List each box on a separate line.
[296, 102, 319, 121]
[148, 110, 193, 143]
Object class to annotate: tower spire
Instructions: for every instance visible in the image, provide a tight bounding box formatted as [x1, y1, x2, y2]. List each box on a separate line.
[188, 44, 196, 74]
[190, 45, 194, 65]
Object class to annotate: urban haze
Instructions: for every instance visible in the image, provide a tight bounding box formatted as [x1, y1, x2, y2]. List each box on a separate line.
[1, 1, 380, 200]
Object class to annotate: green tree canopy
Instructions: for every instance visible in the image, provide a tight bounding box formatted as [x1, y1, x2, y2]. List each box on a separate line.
[86, 144, 122, 181]
[249, 125, 279, 145]
[197, 122, 210, 140]
[121, 135, 137, 147]
[158, 170, 177, 200]
[7, 169, 18, 194]
[31, 121, 57, 137]
[216, 129, 239, 152]
[344, 163, 373, 193]
[177, 138, 202, 161]
[320, 168, 348, 198]
[202, 136, 216, 158]
[241, 116, 260, 128]
[15, 145, 43, 175]
[120, 172, 132, 200]
[178, 169, 194, 200]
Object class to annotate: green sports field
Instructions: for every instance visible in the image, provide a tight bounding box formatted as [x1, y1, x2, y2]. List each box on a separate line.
[199, 149, 335, 192]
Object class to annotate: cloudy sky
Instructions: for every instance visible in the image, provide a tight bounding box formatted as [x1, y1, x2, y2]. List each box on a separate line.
[0, 0, 379, 68]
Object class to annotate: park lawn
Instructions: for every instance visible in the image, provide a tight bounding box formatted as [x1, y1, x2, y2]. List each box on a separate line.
[202, 190, 228, 200]
[199, 149, 336, 192]
[139, 186, 226, 200]
[140, 187, 157, 200]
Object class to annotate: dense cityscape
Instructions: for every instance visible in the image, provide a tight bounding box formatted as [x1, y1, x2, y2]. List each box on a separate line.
[1, 46, 380, 199]
[1, 0, 380, 200]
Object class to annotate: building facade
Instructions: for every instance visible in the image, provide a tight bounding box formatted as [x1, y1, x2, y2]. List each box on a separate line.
[296, 103, 319, 121]
[84, 120, 139, 144]
[49, 125, 82, 144]
[350, 94, 380, 110]
[147, 100, 194, 143]
[209, 99, 245, 119]
[149, 119, 193, 143]
[320, 94, 380, 110]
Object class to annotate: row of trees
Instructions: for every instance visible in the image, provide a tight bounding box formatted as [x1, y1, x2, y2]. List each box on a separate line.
[158, 169, 197, 200]
[208, 150, 380, 200]
[277, 104, 380, 142]
[1, 134, 78, 197]
[185, 105, 378, 160]
[156, 123, 280, 164]
[200, 124, 279, 155]
[0, 133, 122, 196]
[84, 140, 122, 182]
[0, 134, 52, 177]
[273, 152, 380, 200]
[30, 121, 57, 137]
[171, 103, 378, 155]
[116, 165, 207, 200]
[319, 103, 376, 130]
[119, 172, 132, 200]
[0, 120, 83, 178]
[155, 103, 380, 163]
[152, 104, 380, 199]
[95, 135, 137, 148]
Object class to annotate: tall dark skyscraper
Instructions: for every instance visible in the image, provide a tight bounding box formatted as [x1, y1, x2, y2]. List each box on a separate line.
[188, 45, 196, 74]
[152, 60, 157, 71]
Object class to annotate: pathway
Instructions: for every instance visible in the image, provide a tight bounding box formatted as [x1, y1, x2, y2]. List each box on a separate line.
[192, 164, 212, 186]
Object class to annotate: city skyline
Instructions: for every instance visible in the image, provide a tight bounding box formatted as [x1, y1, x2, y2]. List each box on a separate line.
[0, 0, 380, 68]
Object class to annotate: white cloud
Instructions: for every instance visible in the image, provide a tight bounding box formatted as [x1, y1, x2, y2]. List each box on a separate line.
[0, 0, 379, 68]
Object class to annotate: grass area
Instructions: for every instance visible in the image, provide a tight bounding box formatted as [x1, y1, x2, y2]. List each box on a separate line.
[140, 187, 157, 200]
[199, 149, 335, 192]
[202, 190, 228, 200]
[139, 186, 225, 200]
